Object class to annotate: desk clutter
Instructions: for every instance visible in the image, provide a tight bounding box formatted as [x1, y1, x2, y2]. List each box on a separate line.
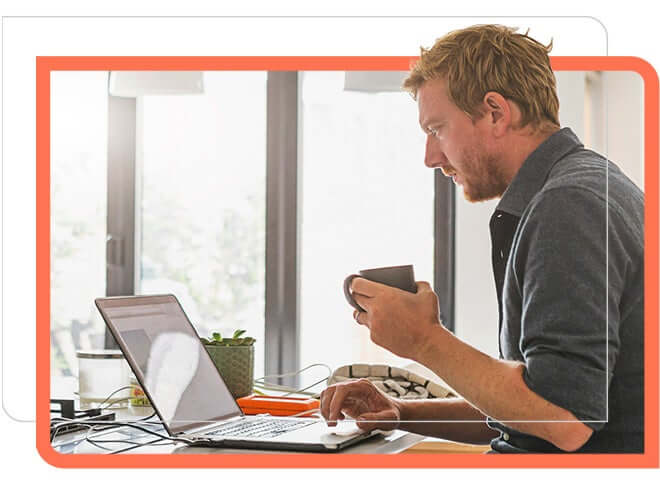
[50, 399, 116, 441]
[328, 364, 456, 399]
[49, 361, 449, 454]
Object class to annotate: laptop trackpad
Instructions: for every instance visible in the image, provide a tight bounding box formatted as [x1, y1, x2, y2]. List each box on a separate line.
[327, 421, 364, 437]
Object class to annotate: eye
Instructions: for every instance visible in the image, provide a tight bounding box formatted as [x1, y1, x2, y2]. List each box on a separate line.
[426, 124, 444, 137]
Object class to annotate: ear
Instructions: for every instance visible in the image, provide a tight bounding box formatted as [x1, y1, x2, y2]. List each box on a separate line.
[482, 91, 511, 137]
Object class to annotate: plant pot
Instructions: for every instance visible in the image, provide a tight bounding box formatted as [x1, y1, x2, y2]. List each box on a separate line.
[204, 344, 254, 399]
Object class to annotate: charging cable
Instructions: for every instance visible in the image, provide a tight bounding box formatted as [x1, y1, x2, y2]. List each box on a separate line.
[253, 363, 332, 397]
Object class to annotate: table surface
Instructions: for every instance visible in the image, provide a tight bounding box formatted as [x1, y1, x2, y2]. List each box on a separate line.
[51, 376, 489, 455]
[52, 405, 489, 455]
[50, 386, 429, 454]
[52, 409, 427, 454]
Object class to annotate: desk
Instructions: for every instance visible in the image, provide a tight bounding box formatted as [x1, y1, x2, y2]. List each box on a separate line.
[51, 377, 488, 455]
[116, 430, 425, 455]
[51, 377, 426, 454]
[403, 439, 491, 454]
[170, 436, 490, 455]
[53, 409, 485, 455]
[55, 416, 426, 455]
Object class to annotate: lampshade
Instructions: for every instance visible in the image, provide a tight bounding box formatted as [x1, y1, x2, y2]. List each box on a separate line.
[108, 71, 204, 97]
[343, 71, 409, 93]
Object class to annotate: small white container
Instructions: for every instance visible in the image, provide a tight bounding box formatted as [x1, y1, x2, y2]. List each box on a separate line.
[77, 349, 131, 408]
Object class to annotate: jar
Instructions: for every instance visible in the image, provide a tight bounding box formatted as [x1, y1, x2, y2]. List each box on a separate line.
[76, 349, 131, 408]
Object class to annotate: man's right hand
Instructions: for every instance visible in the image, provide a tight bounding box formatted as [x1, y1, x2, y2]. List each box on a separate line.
[320, 379, 401, 432]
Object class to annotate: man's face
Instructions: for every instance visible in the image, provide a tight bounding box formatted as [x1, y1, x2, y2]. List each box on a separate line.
[417, 79, 508, 202]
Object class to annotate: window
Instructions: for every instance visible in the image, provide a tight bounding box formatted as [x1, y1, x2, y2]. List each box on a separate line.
[50, 71, 108, 376]
[298, 72, 435, 384]
[50, 69, 446, 386]
[137, 72, 268, 379]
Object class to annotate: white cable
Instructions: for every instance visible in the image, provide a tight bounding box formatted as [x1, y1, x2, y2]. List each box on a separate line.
[254, 363, 332, 384]
[280, 377, 329, 398]
[252, 381, 314, 394]
[253, 363, 332, 397]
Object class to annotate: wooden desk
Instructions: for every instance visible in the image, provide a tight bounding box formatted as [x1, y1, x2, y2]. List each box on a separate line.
[402, 439, 491, 454]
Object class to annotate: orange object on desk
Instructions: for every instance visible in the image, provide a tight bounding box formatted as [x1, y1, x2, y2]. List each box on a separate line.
[236, 394, 320, 417]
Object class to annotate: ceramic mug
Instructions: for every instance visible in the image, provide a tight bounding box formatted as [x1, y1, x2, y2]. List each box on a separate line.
[343, 265, 417, 312]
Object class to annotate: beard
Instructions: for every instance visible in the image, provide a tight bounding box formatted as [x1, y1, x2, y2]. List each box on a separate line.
[457, 145, 509, 203]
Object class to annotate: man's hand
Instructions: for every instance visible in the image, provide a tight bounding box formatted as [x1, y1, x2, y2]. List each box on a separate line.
[351, 279, 444, 361]
[320, 379, 401, 432]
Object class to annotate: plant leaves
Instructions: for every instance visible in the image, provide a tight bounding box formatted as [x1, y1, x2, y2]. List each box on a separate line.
[203, 330, 255, 347]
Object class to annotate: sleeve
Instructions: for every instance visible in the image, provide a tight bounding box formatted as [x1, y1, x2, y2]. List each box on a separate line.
[509, 187, 627, 430]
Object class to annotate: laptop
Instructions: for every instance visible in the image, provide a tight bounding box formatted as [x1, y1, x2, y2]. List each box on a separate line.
[94, 294, 377, 452]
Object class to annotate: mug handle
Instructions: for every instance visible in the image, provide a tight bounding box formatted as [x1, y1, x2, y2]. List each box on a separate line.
[343, 274, 365, 312]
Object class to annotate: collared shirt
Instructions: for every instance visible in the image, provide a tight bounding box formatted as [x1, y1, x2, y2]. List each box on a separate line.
[486, 128, 644, 453]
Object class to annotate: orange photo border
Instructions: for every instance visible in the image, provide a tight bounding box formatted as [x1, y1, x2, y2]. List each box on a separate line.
[36, 56, 659, 468]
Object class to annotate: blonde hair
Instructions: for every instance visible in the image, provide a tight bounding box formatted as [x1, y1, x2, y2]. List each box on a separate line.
[403, 25, 560, 131]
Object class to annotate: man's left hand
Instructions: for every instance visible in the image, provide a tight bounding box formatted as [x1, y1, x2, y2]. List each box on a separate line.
[351, 279, 443, 360]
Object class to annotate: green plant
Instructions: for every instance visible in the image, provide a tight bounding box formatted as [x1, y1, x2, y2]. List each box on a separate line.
[201, 329, 256, 346]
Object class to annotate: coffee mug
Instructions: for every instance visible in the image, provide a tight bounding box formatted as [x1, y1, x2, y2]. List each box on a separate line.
[343, 265, 417, 312]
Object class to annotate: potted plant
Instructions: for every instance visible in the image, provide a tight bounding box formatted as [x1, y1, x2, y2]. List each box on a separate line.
[201, 330, 255, 399]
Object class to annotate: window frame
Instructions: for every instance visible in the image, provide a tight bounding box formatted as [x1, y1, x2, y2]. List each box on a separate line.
[105, 70, 455, 373]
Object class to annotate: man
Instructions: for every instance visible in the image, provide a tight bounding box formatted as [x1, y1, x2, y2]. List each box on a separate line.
[320, 25, 644, 453]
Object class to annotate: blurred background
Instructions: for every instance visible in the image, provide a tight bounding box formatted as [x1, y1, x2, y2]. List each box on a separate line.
[49, 69, 643, 388]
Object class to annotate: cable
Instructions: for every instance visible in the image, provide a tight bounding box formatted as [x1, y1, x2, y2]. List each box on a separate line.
[252, 381, 318, 395]
[279, 377, 329, 398]
[108, 438, 172, 455]
[52, 409, 178, 454]
[50, 415, 115, 442]
[99, 397, 133, 410]
[51, 382, 157, 443]
[87, 436, 172, 453]
[253, 363, 332, 397]
[254, 363, 332, 385]
[49, 416, 150, 443]
[52, 384, 184, 453]
[54, 368, 333, 453]
[138, 411, 158, 421]
[252, 378, 327, 397]
[95, 385, 134, 408]
[79, 421, 195, 451]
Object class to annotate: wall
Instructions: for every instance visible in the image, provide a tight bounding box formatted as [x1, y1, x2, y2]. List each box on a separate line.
[604, 72, 644, 190]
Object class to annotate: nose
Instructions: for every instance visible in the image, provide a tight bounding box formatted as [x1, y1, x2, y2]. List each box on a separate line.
[424, 134, 448, 169]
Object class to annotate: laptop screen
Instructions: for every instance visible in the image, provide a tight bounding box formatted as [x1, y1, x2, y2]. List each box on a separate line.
[95, 295, 242, 434]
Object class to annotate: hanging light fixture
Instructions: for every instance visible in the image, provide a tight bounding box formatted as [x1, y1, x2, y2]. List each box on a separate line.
[343, 71, 409, 93]
[108, 71, 204, 97]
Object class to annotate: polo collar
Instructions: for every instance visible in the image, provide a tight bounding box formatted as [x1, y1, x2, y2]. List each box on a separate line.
[496, 127, 583, 217]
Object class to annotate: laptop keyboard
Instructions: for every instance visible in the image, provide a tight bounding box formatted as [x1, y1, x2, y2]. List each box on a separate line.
[205, 418, 316, 439]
